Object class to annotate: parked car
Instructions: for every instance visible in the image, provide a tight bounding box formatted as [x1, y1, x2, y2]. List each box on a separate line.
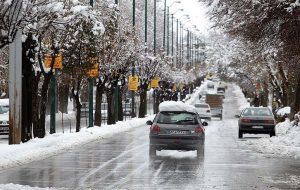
[217, 90, 225, 98]
[0, 99, 9, 135]
[146, 101, 208, 159]
[194, 103, 211, 121]
[237, 107, 276, 138]
[207, 82, 214, 90]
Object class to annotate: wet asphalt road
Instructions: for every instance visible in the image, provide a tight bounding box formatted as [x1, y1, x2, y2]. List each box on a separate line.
[0, 85, 300, 189]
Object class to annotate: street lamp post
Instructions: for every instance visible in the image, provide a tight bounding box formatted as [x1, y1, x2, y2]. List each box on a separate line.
[170, 9, 183, 67]
[176, 18, 179, 67]
[131, 0, 136, 118]
[88, 0, 94, 128]
[166, 1, 181, 56]
[154, 0, 157, 55]
[145, 0, 147, 44]
[180, 22, 183, 67]
[163, 0, 166, 49]
[187, 29, 190, 67]
[171, 13, 174, 67]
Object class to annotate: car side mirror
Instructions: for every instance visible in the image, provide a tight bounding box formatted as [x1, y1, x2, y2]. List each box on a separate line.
[146, 120, 153, 125]
[202, 121, 208, 126]
[235, 115, 240, 118]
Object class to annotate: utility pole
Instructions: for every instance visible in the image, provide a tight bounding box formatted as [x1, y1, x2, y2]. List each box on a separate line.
[145, 0, 148, 44]
[9, 1, 22, 144]
[171, 13, 174, 67]
[131, 0, 136, 118]
[176, 19, 179, 67]
[50, 69, 57, 134]
[88, 0, 94, 127]
[167, 7, 170, 56]
[154, 0, 157, 55]
[163, 0, 166, 49]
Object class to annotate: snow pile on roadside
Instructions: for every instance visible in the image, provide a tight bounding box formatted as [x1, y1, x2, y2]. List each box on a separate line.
[245, 119, 300, 159]
[0, 117, 152, 170]
[276, 106, 291, 116]
[159, 101, 197, 113]
[185, 81, 207, 105]
[232, 84, 250, 112]
[0, 184, 61, 190]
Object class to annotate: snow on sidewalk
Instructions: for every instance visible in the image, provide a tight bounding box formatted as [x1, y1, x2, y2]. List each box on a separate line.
[0, 117, 153, 170]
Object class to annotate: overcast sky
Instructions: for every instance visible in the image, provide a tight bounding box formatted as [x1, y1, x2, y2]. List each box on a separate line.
[168, 0, 212, 36]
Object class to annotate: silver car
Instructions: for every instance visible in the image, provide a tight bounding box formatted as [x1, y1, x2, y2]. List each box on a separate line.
[0, 104, 9, 135]
[238, 107, 276, 138]
[146, 110, 208, 159]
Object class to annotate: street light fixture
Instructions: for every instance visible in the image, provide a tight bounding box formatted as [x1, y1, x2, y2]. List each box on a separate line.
[163, 1, 181, 50]
[170, 8, 184, 67]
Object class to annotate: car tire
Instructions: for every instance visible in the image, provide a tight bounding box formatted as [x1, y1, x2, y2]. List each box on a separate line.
[270, 131, 276, 137]
[238, 130, 243, 138]
[149, 145, 156, 159]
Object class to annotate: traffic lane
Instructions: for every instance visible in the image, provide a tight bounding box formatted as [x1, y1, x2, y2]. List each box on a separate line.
[0, 125, 205, 189]
[0, 127, 150, 189]
[0, 84, 299, 189]
[0, 135, 8, 144]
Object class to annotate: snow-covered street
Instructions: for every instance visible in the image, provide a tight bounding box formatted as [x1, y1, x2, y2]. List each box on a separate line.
[0, 84, 300, 189]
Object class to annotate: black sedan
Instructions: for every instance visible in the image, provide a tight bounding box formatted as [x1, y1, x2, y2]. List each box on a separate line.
[237, 107, 276, 138]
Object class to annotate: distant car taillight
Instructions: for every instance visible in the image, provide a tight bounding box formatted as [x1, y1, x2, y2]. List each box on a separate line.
[264, 120, 275, 124]
[150, 124, 160, 133]
[195, 126, 205, 133]
[241, 118, 252, 123]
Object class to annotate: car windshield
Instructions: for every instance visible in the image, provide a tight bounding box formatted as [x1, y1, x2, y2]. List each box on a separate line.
[242, 108, 272, 116]
[157, 111, 198, 124]
[195, 104, 208, 108]
[0, 105, 9, 114]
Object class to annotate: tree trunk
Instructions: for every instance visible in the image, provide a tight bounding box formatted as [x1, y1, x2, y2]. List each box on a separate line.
[58, 84, 69, 114]
[278, 62, 289, 106]
[32, 72, 41, 138]
[94, 85, 104, 126]
[38, 73, 53, 138]
[107, 88, 115, 125]
[292, 75, 300, 116]
[71, 80, 82, 132]
[22, 42, 33, 142]
[74, 95, 81, 132]
[139, 88, 147, 118]
[118, 86, 123, 121]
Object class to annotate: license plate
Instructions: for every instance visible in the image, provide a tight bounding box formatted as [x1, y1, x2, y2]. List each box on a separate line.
[169, 130, 189, 134]
[252, 126, 263, 129]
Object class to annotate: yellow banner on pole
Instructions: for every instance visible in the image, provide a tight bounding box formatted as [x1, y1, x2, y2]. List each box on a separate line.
[44, 53, 62, 69]
[87, 63, 99, 77]
[172, 84, 177, 92]
[128, 75, 139, 91]
[151, 77, 159, 88]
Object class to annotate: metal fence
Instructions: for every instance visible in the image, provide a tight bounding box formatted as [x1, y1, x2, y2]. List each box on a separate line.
[46, 94, 154, 133]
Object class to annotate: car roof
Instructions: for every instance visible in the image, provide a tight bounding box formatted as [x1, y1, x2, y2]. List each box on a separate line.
[244, 107, 270, 110]
[195, 102, 209, 105]
[159, 101, 198, 113]
[0, 99, 9, 106]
